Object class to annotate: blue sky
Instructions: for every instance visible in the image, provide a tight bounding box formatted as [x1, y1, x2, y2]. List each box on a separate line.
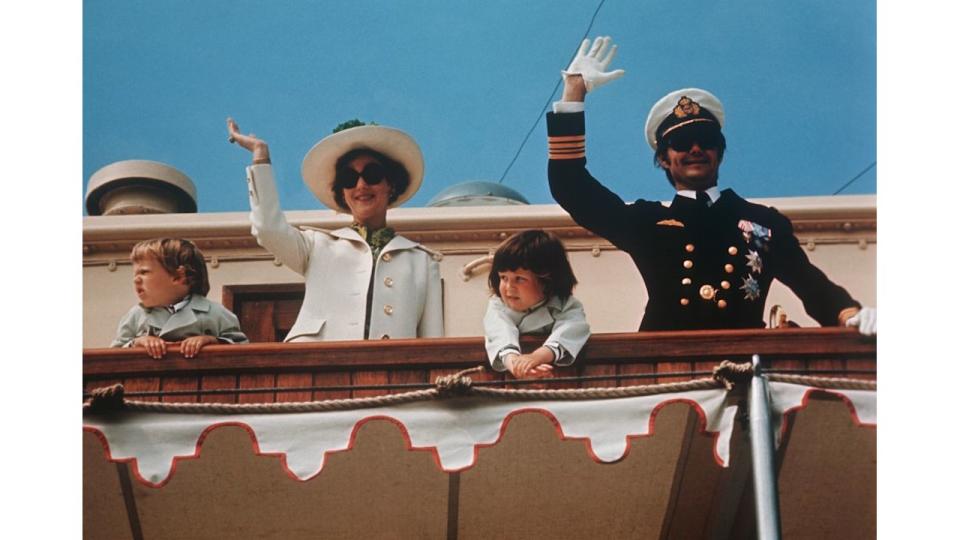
[84, 0, 875, 212]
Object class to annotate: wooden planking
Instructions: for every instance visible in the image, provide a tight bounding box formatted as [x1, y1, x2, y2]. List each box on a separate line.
[200, 374, 238, 404]
[657, 359, 694, 384]
[313, 371, 352, 401]
[768, 353, 808, 379]
[580, 362, 618, 389]
[388, 368, 429, 395]
[618, 360, 657, 388]
[83, 328, 876, 378]
[693, 359, 717, 384]
[238, 372, 277, 404]
[844, 354, 877, 381]
[807, 356, 847, 380]
[352, 370, 390, 398]
[160, 375, 200, 403]
[276, 372, 314, 402]
[123, 376, 160, 403]
[83, 330, 876, 401]
[241, 300, 276, 344]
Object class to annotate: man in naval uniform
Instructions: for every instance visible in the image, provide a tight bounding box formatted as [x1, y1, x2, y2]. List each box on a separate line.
[546, 37, 877, 334]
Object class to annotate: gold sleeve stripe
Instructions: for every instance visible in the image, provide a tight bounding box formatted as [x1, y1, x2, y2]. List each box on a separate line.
[549, 151, 586, 160]
[548, 135, 585, 143]
[548, 141, 585, 149]
[548, 134, 585, 159]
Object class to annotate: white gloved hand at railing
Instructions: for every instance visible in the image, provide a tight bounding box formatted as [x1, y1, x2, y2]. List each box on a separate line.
[845, 307, 877, 336]
[562, 36, 625, 92]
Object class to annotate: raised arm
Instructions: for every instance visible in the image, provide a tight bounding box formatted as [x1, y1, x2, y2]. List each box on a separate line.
[227, 117, 271, 164]
[227, 118, 312, 276]
[548, 37, 643, 250]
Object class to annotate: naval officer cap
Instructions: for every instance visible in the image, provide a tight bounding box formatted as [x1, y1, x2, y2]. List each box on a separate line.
[644, 88, 725, 151]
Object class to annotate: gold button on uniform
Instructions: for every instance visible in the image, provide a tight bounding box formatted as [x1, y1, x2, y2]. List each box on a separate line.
[683, 260, 693, 269]
[384, 277, 394, 287]
[699, 285, 716, 300]
[721, 280, 731, 289]
[724, 264, 734, 273]
[680, 298, 690, 306]
[383, 305, 394, 315]
[685, 244, 695, 252]
[382, 253, 392, 262]
[681, 277, 692, 285]
[728, 246, 738, 256]
[717, 299, 728, 309]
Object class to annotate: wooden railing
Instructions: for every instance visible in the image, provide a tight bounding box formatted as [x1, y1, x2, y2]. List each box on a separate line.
[83, 327, 876, 404]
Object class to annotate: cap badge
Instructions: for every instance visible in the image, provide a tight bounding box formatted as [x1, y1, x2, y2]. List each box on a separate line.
[673, 96, 701, 119]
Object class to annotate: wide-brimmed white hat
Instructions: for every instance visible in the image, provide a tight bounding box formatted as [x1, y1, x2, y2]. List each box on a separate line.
[644, 88, 725, 151]
[301, 125, 424, 211]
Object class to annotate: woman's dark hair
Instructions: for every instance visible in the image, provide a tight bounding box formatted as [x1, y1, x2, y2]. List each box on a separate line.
[333, 148, 410, 211]
[488, 230, 578, 300]
[654, 127, 727, 187]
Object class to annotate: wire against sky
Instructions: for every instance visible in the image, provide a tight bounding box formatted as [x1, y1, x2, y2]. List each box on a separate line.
[497, 0, 608, 184]
[833, 161, 876, 195]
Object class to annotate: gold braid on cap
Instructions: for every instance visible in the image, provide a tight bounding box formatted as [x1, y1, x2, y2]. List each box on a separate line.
[673, 96, 701, 119]
[658, 96, 718, 141]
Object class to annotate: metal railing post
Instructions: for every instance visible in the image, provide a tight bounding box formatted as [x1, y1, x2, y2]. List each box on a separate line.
[749, 353, 782, 539]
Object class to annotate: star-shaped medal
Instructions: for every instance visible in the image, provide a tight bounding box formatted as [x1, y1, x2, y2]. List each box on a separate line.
[740, 275, 760, 301]
[745, 250, 763, 274]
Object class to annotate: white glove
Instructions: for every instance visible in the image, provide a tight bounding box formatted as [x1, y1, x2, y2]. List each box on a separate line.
[562, 36, 625, 92]
[845, 307, 877, 336]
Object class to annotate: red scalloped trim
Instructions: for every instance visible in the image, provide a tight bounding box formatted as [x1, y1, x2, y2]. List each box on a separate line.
[83, 397, 728, 488]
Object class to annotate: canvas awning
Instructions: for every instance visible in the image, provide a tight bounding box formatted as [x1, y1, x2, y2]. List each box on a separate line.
[83, 381, 875, 539]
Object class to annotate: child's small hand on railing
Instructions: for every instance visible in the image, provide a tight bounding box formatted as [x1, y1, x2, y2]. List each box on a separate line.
[132, 336, 167, 359]
[180, 335, 219, 359]
[504, 352, 554, 379]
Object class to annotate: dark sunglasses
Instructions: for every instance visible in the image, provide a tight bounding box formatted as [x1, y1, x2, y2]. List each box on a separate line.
[666, 130, 722, 152]
[335, 162, 387, 189]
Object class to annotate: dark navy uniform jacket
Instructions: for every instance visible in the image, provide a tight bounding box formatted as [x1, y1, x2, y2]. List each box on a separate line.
[547, 111, 859, 331]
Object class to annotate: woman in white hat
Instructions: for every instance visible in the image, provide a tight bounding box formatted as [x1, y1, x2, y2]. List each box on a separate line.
[226, 118, 443, 341]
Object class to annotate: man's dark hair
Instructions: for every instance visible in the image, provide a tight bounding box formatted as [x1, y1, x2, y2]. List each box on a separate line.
[488, 229, 578, 301]
[332, 148, 410, 211]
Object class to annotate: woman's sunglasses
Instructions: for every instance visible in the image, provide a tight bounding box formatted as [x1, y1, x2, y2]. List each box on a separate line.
[665, 130, 722, 152]
[335, 163, 387, 189]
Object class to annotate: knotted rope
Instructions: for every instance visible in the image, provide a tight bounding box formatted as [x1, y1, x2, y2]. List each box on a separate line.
[87, 383, 126, 413]
[434, 366, 484, 396]
[712, 360, 755, 390]
[82, 361, 874, 415]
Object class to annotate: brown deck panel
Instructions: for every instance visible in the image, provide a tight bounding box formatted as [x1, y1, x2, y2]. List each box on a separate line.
[160, 375, 200, 403]
[237, 373, 276, 404]
[313, 371, 352, 401]
[580, 362, 618, 388]
[275, 372, 314, 402]
[657, 359, 694, 384]
[353, 370, 389, 398]
[200, 374, 238, 404]
[124, 376, 161, 403]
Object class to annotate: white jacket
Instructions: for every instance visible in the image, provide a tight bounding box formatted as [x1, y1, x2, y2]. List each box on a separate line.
[246, 164, 443, 341]
[483, 295, 590, 371]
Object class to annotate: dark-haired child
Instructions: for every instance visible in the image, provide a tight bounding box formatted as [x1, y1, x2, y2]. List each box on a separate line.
[484, 230, 590, 379]
[111, 238, 248, 358]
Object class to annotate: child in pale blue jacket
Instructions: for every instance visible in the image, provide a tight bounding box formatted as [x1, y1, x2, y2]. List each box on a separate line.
[484, 230, 590, 379]
[112, 238, 248, 358]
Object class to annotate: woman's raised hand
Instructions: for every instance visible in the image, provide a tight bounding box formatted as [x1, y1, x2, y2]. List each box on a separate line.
[226, 117, 270, 163]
